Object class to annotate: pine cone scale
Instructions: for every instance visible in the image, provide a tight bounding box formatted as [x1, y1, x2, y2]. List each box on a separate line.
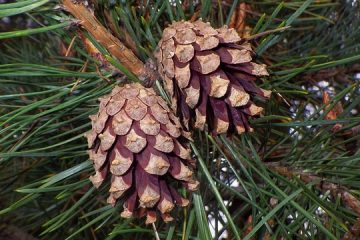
[194, 92, 207, 130]
[190, 51, 220, 74]
[184, 86, 200, 109]
[99, 126, 116, 151]
[216, 47, 252, 64]
[162, 27, 176, 41]
[112, 110, 132, 135]
[109, 172, 132, 194]
[175, 44, 194, 63]
[174, 60, 191, 88]
[174, 28, 196, 44]
[106, 97, 125, 116]
[109, 144, 133, 175]
[227, 85, 250, 107]
[194, 35, 219, 51]
[93, 110, 108, 133]
[208, 70, 230, 98]
[210, 98, 230, 134]
[139, 114, 160, 135]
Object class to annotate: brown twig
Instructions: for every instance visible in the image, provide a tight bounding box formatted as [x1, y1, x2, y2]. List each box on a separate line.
[62, 0, 158, 85]
[267, 163, 360, 215]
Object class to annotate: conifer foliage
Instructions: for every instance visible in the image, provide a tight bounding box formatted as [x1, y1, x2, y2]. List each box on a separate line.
[0, 1, 359, 240]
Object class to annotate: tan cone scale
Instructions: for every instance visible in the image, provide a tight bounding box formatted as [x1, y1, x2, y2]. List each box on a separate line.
[84, 83, 198, 223]
[155, 19, 271, 134]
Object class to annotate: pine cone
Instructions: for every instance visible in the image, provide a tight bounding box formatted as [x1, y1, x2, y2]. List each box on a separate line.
[84, 83, 198, 223]
[155, 20, 271, 134]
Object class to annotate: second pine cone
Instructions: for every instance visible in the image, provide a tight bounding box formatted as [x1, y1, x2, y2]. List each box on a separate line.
[155, 19, 271, 135]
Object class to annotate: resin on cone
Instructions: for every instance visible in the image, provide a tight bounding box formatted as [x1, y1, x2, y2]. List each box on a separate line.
[155, 19, 271, 134]
[84, 83, 198, 223]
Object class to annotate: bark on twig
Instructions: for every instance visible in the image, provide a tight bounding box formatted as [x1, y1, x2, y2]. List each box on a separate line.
[78, 31, 116, 72]
[62, 0, 158, 86]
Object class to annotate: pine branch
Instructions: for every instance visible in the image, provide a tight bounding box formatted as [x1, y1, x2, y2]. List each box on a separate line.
[62, 0, 158, 86]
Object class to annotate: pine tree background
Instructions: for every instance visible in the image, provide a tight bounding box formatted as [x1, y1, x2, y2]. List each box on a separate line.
[0, 0, 360, 239]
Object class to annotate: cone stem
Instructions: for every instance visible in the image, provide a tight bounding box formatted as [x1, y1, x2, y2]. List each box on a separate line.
[152, 223, 161, 240]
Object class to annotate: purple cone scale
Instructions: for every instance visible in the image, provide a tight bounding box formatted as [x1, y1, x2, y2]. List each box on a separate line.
[85, 83, 198, 223]
[155, 19, 271, 134]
